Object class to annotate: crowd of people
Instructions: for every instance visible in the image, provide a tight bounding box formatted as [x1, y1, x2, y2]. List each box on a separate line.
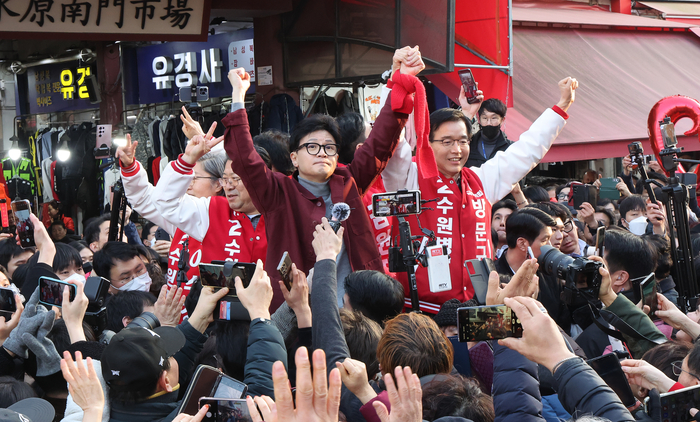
[2, 44, 700, 422]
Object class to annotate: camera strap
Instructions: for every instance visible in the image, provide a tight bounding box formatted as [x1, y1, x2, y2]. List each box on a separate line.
[587, 303, 665, 349]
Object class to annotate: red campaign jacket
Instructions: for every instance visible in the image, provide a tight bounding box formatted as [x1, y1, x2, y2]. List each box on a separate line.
[223, 89, 412, 311]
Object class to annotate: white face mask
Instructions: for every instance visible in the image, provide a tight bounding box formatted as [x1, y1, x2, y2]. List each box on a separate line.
[150, 238, 156, 247]
[628, 215, 648, 236]
[118, 272, 152, 292]
[64, 273, 86, 284]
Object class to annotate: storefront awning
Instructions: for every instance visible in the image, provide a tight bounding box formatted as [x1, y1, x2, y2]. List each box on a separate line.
[505, 27, 700, 162]
[639, 2, 700, 19]
[513, 5, 694, 28]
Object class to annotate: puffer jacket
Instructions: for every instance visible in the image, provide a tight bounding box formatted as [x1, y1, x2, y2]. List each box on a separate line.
[243, 318, 288, 398]
[492, 342, 545, 422]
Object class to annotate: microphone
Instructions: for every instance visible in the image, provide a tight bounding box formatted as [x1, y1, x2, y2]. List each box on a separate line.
[329, 202, 351, 233]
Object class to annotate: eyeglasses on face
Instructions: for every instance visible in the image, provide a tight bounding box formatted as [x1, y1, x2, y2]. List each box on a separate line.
[562, 220, 575, 233]
[219, 176, 242, 187]
[672, 361, 700, 381]
[296, 142, 338, 156]
[430, 138, 470, 148]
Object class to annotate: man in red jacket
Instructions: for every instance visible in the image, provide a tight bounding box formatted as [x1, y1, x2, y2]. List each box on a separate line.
[224, 47, 424, 310]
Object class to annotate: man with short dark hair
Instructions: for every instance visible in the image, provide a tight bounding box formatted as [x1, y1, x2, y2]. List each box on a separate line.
[496, 208, 556, 276]
[94, 242, 151, 294]
[343, 270, 404, 326]
[465, 98, 512, 168]
[491, 199, 517, 257]
[382, 77, 578, 313]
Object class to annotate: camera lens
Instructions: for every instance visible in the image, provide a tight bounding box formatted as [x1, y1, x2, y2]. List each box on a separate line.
[537, 245, 575, 279]
[126, 311, 161, 330]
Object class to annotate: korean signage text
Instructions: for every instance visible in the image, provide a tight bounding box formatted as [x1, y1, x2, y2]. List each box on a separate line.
[0, 0, 210, 40]
[27, 62, 97, 114]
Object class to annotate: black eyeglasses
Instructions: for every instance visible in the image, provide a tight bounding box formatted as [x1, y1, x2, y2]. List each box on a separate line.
[562, 220, 575, 233]
[296, 142, 338, 156]
[672, 361, 700, 382]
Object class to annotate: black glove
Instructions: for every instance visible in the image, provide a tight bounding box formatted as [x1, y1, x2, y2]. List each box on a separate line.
[633, 388, 661, 422]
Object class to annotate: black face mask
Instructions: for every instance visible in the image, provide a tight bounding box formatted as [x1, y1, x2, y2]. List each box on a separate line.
[82, 261, 93, 274]
[480, 124, 501, 140]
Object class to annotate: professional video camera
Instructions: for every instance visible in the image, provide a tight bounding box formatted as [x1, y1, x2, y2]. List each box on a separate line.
[82, 276, 110, 338]
[538, 245, 603, 305]
[100, 311, 161, 344]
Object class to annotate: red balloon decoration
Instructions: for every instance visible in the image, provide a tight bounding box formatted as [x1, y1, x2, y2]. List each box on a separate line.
[648, 95, 700, 176]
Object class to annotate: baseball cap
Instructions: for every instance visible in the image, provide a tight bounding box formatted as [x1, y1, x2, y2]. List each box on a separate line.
[101, 326, 185, 390]
[0, 398, 55, 422]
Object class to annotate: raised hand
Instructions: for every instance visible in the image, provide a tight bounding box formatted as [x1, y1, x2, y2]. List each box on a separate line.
[62, 278, 89, 343]
[399, 46, 425, 78]
[228, 68, 251, 103]
[619, 359, 675, 394]
[312, 218, 344, 262]
[153, 285, 186, 327]
[180, 106, 205, 140]
[486, 258, 539, 306]
[335, 358, 376, 404]
[279, 263, 311, 328]
[182, 123, 224, 165]
[115, 133, 137, 167]
[235, 259, 273, 320]
[458, 84, 484, 121]
[556, 77, 579, 113]
[372, 366, 423, 422]
[60, 351, 105, 417]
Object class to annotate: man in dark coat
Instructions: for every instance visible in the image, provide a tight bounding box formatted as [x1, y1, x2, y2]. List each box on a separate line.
[465, 98, 513, 168]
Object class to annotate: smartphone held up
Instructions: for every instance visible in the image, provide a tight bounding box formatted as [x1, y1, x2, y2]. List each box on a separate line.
[458, 68, 480, 104]
[11, 199, 34, 248]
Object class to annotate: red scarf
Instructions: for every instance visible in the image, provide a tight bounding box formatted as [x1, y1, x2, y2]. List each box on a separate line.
[391, 69, 492, 313]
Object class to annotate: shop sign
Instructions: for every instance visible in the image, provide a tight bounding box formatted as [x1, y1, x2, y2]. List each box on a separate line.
[26, 61, 97, 114]
[132, 30, 255, 104]
[0, 0, 211, 41]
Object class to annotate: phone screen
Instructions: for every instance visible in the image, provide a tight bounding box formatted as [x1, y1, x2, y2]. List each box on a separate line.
[0, 200, 9, 229]
[277, 252, 293, 291]
[214, 375, 247, 399]
[39, 277, 76, 307]
[0, 287, 16, 320]
[587, 354, 636, 407]
[595, 226, 606, 257]
[458, 305, 523, 342]
[11, 200, 34, 248]
[180, 366, 221, 416]
[652, 384, 700, 421]
[458, 68, 479, 104]
[200, 263, 256, 296]
[372, 191, 421, 217]
[199, 399, 252, 422]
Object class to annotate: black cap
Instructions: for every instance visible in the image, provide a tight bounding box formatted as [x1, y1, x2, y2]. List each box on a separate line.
[434, 299, 464, 328]
[1, 398, 55, 422]
[101, 326, 185, 390]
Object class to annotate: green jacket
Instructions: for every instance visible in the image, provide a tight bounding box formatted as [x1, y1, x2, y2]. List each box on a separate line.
[606, 293, 666, 358]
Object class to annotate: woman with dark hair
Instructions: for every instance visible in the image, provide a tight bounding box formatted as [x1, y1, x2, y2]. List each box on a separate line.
[43, 200, 74, 232]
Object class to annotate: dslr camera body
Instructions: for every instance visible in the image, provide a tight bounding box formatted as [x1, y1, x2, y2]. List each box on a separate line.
[83, 276, 110, 337]
[538, 245, 603, 305]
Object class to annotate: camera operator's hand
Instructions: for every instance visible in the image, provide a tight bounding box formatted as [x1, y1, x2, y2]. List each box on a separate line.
[0, 293, 23, 347]
[312, 218, 344, 262]
[115, 133, 137, 168]
[486, 258, 539, 306]
[577, 202, 597, 230]
[616, 180, 632, 198]
[180, 106, 206, 140]
[188, 285, 230, 334]
[154, 285, 186, 327]
[228, 68, 251, 104]
[372, 366, 423, 422]
[458, 84, 484, 121]
[622, 155, 633, 176]
[499, 296, 575, 373]
[646, 200, 667, 236]
[620, 359, 676, 394]
[182, 124, 224, 166]
[335, 358, 377, 405]
[247, 347, 341, 422]
[236, 259, 273, 320]
[279, 263, 311, 328]
[587, 256, 617, 307]
[60, 351, 105, 418]
[29, 213, 56, 266]
[648, 159, 663, 174]
[556, 77, 579, 113]
[655, 292, 700, 339]
[62, 278, 89, 343]
[152, 240, 171, 257]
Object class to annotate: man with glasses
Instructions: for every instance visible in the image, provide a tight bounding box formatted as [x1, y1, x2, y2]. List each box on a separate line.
[222, 47, 425, 310]
[380, 78, 578, 313]
[465, 98, 512, 168]
[93, 242, 152, 294]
